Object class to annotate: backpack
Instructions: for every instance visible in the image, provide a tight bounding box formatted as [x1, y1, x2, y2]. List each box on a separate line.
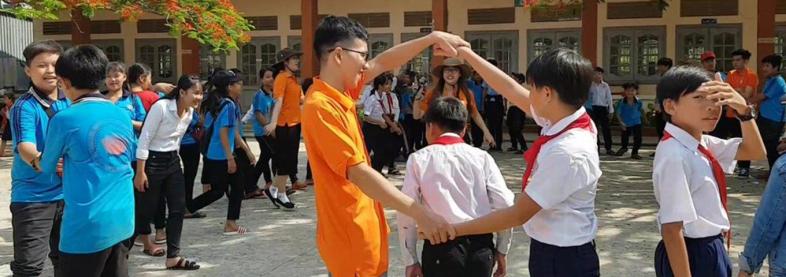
[199, 99, 232, 155]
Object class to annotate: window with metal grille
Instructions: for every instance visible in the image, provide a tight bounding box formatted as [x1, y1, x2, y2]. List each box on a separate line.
[402, 33, 432, 76]
[607, 1, 662, 19]
[676, 25, 741, 73]
[348, 13, 390, 28]
[604, 27, 666, 84]
[528, 29, 580, 63]
[466, 31, 518, 73]
[681, 0, 737, 17]
[238, 37, 280, 86]
[200, 45, 226, 79]
[135, 39, 177, 83]
[246, 16, 278, 31]
[369, 34, 393, 58]
[404, 11, 432, 27]
[43, 22, 71, 35]
[467, 8, 515, 25]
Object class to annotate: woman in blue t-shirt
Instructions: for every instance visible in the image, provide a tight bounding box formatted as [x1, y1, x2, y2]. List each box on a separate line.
[103, 62, 146, 131]
[190, 70, 255, 235]
[252, 67, 277, 192]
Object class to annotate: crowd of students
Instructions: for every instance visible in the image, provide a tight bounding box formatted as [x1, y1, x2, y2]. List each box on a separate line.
[6, 14, 786, 277]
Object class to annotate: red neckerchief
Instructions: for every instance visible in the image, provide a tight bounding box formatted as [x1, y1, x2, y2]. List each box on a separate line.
[431, 134, 465, 145]
[522, 112, 594, 191]
[661, 131, 731, 250]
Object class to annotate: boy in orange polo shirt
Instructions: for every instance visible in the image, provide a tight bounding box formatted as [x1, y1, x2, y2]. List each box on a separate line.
[727, 49, 758, 177]
[301, 15, 465, 276]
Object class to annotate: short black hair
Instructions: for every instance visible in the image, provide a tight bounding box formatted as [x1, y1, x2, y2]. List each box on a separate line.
[526, 48, 594, 109]
[656, 66, 712, 121]
[657, 57, 673, 68]
[23, 40, 63, 66]
[313, 15, 369, 60]
[622, 82, 639, 90]
[731, 49, 752, 60]
[372, 72, 393, 90]
[424, 96, 468, 134]
[594, 66, 604, 73]
[762, 54, 783, 71]
[55, 44, 108, 90]
[128, 63, 151, 85]
[487, 58, 499, 67]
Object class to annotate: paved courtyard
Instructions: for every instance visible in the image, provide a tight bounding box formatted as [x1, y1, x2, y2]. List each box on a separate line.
[0, 139, 773, 276]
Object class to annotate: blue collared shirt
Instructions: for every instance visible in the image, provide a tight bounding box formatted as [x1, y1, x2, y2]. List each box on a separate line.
[760, 75, 786, 122]
[204, 98, 239, 160]
[10, 87, 70, 203]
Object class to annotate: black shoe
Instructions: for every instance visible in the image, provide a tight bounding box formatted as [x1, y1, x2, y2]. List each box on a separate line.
[605, 150, 615, 156]
[515, 150, 524, 155]
[506, 147, 518, 152]
[631, 154, 642, 160]
[273, 198, 295, 209]
[388, 168, 402, 176]
[738, 168, 750, 178]
[615, 148, 628, 156]
[649, 153, 656, 157]
[263, 189, 280, 209]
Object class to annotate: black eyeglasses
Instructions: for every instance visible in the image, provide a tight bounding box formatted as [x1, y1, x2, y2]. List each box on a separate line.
[329, 47, 369, 61]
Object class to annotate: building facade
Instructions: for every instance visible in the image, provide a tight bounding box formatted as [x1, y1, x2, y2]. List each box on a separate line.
[29, 0, 783, 100]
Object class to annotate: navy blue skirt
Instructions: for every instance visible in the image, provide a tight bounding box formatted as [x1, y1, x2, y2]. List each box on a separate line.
[655, 234, 731, 277]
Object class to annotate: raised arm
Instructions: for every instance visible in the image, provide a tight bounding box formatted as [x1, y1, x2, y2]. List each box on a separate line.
[365, 31, 469, 82]
[456, 47, 531, 110]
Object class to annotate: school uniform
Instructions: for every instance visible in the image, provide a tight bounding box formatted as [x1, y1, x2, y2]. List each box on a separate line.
[653, 123, 740, 277]
[9, 87, 69, 276]
[133, 98, 193, 259]
[252, 89, 276, 185]
[364, 90, 401, 173]
[522, 107, 601, 277]
[190, 98, 245, 220]
[757, 75, 786, 168]
[39, 93, 135, 277]
[615, 98, 644, 156]
[483, 83, 504, 151]
[589, 82, 614, 152]
[398, 133, 515, 277]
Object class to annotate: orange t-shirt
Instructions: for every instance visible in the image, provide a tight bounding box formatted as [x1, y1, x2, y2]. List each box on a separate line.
[419, 88, 476, 115]
[273, 71, 304, 126]
[302, 76, 389, 277]
[725, 68, 759, 118]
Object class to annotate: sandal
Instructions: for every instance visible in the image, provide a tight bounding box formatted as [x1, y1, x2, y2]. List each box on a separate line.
[167, 257, 200, 270]
[222, 226, 248, 236]
[244, 190, 266, 199]
[184, 212, 206, 219]
[142, 247, 166, 257]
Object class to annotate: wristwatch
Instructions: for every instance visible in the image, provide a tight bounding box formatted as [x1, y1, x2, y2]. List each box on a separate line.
[737, 104, 756, 122]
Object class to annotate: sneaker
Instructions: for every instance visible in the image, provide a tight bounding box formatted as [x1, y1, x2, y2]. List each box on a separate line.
[738, 168, 750, 178]
[615, 148, 628, 156]
[631, 154, 642, 160]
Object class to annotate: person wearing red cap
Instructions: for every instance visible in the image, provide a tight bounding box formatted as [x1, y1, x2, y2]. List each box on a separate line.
[700, 51, 727, 81]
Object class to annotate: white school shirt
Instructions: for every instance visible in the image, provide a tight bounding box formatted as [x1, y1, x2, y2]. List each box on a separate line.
[363, 91, 400, 122]
[397, 133, 515, 266]
[136, 98, 194, 160]
[590, 81, 614, 113]
[523, 107, 601, 247]
[652, 123, 741, 238]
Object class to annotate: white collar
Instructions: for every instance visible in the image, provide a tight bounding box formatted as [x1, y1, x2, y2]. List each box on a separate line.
[439, 132, 461, 138]
[541, 107, 588, 136]
[664, 122, 701, 150]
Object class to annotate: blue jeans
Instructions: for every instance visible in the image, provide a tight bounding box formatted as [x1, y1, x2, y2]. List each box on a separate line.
[739, 154, 786, 276]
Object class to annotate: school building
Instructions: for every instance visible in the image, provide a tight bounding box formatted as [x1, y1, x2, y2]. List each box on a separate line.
[27, 0, 784, 102]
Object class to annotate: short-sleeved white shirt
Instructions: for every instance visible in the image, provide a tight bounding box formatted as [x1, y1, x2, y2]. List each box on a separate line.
[523, 107, 601, 247]
[653, 123, 741, 238]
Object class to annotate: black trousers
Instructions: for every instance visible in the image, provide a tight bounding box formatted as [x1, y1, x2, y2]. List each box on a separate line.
[469, 121, 484, 148]
[422, 234, 495, 277]
[11, 200, 63, 277]
[131, 161, 166, 235]
[60, 242, 128, 277]
[529, 239, 600, 277]
[365, 123, 394, 172]
[273, 124, 301, 176]
[655, 235, 731, 277]
[711, 114, 748, 170]
[485, 95, 505, 150]
[132, 151, 185, 258]
[507, 106, 527, 150]
[255, 136, 275, 184]
[402, 114, 421, 155]
[655, 111, 666, 140]
[178, 143, 200, 213]
[757, 117, 786, 169]
[620, 124, 643, 155]
[191, 158, 244, 220]
[591, 106, 613, 151]
[235, 148, 259, 194]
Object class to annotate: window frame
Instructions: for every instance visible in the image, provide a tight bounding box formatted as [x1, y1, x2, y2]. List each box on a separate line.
[603, 26, 666, 85]
[676, 24, 742, 74]
[466, 31, 519, 74]
[93, 39, 125, 63]
[199, 45, 226, 80]
[368, 34, 394, 59]
[527, 29, 581, 64]
[401, 32, 432, 76]
[237, 37, 280, 88]
[135, 39, 178, 84]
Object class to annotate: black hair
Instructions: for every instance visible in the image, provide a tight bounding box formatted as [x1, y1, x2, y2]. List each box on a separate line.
[23, 40, 63, 66]
[302, 77, 315, 95]
[55, 44, 108, 90]
[424, 96, 469, 134]
[622, 82, 639, 90]
[657, 57, 674, 69]
[372, 72, 394, 92]
[731, 49, 752, 60]
[105, 61, 128, 91]
[201, 69, 241, 117]
[511, 72, 526, 84]
[165, 75, 201, 101]
[314, 15, 369, 60]
[762, 54, 783, 71]
[429, 66, 476, 114]
[526, 48, 594, 109]
[128, 63, 152, 87]
[259, 67, 275, 92]
[487, 59, 499, 67]
[594, 66, 604, 73]
[656, 66, 712, 122]
[271, 62, 285, 79]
